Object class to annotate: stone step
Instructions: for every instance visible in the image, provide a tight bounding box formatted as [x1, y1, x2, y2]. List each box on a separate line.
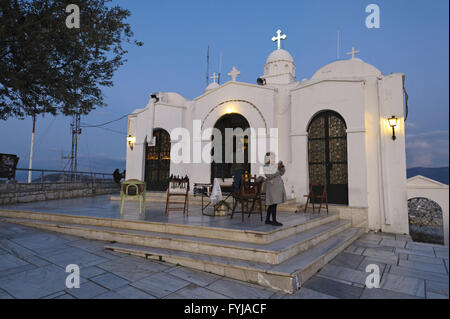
[0, 210, 338, 244]
[2, 216, 350, 265]
[109, 193, 299, 212]
[104, 227, 364, 293]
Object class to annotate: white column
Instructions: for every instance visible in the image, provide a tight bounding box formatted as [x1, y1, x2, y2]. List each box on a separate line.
[346, 129, 368, 208]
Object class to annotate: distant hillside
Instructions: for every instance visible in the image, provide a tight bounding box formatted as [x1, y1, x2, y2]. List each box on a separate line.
[407, 167, 449, 185]
[31, 173, 110, 183]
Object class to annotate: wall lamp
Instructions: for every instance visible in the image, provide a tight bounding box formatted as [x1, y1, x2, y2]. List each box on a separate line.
[127, 135, 136, 150]
[388, 116, 399, 141]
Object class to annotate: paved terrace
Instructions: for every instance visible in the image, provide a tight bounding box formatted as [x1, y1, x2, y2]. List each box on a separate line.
[0, 195, 448, 299]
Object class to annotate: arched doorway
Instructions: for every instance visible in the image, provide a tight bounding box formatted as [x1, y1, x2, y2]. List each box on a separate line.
[408, 197, 444, 245]
[307, 111, 348, 205]
[145, 129, 171, 191]
[211, 113, 250, 182]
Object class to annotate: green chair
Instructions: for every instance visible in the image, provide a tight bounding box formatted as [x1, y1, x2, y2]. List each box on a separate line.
[120, 179, 146, 216]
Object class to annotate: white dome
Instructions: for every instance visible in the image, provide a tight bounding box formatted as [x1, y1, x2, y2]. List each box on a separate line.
[266, 49, 294, 64]
[205, 82, 219, 92]
[312, 58, 382, 80]
[263, 49, 296, 82]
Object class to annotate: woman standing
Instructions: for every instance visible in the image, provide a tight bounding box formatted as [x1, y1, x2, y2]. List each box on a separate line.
[263, 152, 287, 226]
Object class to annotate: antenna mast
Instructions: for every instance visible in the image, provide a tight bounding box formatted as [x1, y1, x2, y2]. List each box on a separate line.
[337, 30, 340, 60]
[218, 52, 223, 84]
[206, 45, 210, 87]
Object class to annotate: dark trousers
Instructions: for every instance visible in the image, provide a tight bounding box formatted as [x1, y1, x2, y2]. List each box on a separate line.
[266, 204, 278, 222]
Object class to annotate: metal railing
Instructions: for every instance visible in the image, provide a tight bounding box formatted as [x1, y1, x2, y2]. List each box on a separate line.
[9, 168, 115, 184]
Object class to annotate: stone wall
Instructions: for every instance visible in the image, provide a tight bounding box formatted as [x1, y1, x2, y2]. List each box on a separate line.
[0, 182, 120, 205]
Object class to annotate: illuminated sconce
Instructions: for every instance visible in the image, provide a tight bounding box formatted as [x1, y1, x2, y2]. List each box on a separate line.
[127, 135, 136, 150]
[388, 116, 399, 140]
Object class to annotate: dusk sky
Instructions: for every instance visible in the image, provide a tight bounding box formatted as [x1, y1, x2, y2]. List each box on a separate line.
[0, 0, 448, 177]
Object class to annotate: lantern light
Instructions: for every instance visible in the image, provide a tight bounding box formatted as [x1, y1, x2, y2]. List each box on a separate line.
[127, 135, 136, 150]
[388, 116, 399, 140]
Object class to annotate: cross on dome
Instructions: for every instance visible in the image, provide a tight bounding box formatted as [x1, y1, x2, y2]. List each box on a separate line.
[272, 29, 287, 50]
[228, 66, 240, 82]
[346, 47, 360, 59]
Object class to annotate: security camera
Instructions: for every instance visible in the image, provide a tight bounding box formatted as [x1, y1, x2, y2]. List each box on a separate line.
[150, 93, 160, 103]
[257, 78, 266, 86]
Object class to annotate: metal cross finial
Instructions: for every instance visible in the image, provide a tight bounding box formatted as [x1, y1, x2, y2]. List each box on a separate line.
[227, 66, 240, 82]
[272, 29, 287, 50]
[210, 72, 219, 83]
[346, 47, 360, 59]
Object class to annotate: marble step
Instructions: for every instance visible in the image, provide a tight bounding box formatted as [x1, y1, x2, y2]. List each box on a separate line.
[2, 216, 350, 264]
[0, 210, 338, 244]
[109, 193, 299, 212]
[104, 227, 364, 294]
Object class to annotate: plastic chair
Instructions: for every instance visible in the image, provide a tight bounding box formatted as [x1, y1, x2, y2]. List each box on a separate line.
[120, 179, 146, 216]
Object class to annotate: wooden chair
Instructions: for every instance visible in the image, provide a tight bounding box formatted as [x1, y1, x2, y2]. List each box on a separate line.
[303, 182, 328, 214]
[165, 175, 190, 216]
[231, 173, 264, 222]
[120, 179, 146, 216]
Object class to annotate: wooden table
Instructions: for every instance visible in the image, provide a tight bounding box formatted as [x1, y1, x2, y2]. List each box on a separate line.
[193, 182, 234, 216]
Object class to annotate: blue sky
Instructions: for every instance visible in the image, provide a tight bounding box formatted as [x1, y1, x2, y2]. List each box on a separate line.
[0, 0, 448, 176]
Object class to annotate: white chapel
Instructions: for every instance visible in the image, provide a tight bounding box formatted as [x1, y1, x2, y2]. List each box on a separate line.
[125, 30, 409, 235]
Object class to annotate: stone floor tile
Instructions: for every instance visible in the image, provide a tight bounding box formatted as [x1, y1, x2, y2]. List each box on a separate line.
[9, 232, 70, 255]
[167, 266, 221, 287]
[389, 265, 448, 282]
[20, 254, 51, 267]
[360, 288, 422, 299]
[0, 288, 14, 299]
[329, 252, 365, 269]
[0, 264, 71, 299]
[407, 254, 444, 265]
[97, 256, 167, 282]
[395, 247, 436, 258]
[94, 291, 126, 299]
[206, 278, 274, 299]
[398, 259, 447, 274]
[0, 253, 30, 272]
[114, 285, 156, 299]
[379, 273, 425, 297]
[65, 281, 108, 299]
[380, 239, 406, 248]
[90, 272, 130, 290]
[164, 283, 228, 299]
[363, 248, 397, 260]
[55, 293, 76, 299]
[42, 291, 66, 299]
[131, 272, 190, 298]
[434, 247, 449, 259]
[426, 280, 449, 297]
[282, 287, 337, 299]
[80, 266, 106, 279]
[42, 247, 108, 269]
[318, 264, 368, 285]
[302, 276, 363, 299]
[405, 242, 437, 254]
[426, 292, 448, 299]
[344, 245, 365, 255]
[0, 239, 36, 258]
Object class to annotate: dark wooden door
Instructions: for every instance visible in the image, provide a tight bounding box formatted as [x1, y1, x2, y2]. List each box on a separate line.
[308, 111, 348, 205]
[211, 113, 250, 182]
[145, 129, 171, 191]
